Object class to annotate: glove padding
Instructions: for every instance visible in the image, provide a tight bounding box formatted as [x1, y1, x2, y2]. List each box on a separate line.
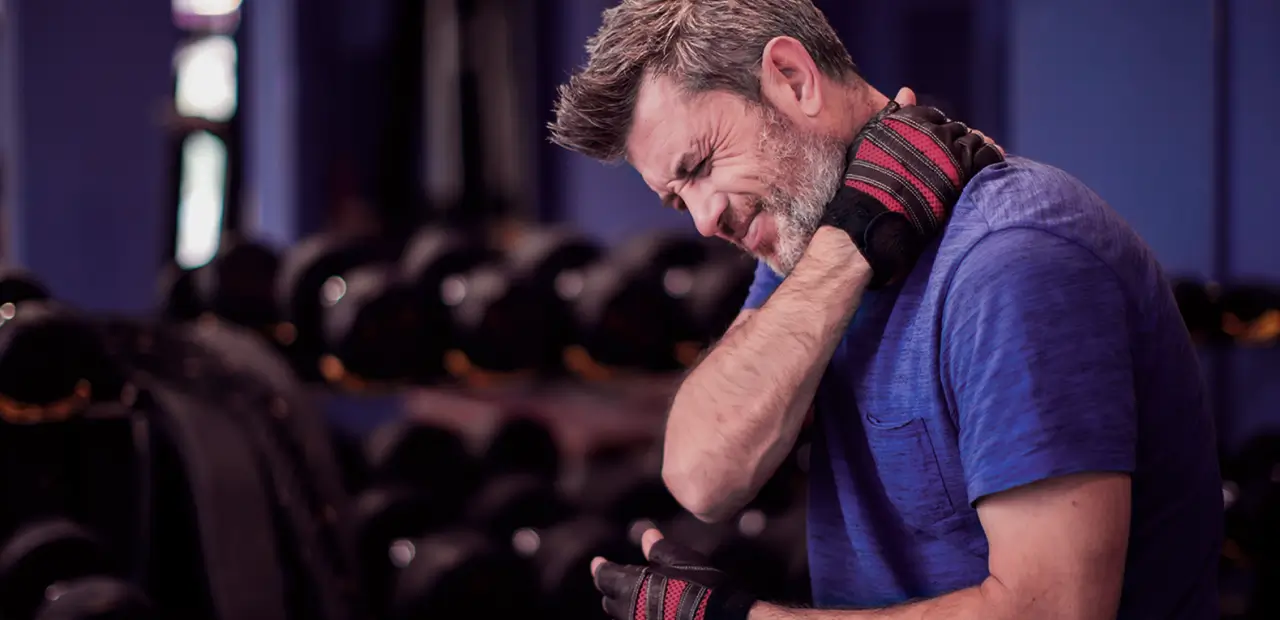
[593, 538, 756, 620]
[820, 101, 1004, 288]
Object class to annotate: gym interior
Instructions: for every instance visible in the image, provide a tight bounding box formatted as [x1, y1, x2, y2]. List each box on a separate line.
[0, 0, 1276, 619]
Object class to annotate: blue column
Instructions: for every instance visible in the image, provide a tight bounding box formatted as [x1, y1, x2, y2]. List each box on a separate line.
[243, 0, 299, 248]
[1009, 0, 1215, 279]
[1229, 0, 1280, 282]
[5, 0, 179, 312]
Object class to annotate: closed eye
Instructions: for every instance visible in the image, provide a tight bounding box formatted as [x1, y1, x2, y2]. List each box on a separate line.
[688, 156, 710, 178]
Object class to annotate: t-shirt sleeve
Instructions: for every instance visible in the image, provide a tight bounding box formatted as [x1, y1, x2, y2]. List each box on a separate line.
[742, 260, 785, 310]
[940, 227, 1137, 506]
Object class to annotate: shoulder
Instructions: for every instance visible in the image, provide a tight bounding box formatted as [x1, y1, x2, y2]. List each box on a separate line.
[931, 156, 1156, 298]
[956, 156, 1112, 231]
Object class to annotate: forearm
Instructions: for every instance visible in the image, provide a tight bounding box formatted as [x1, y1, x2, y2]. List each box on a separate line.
[663, 227, 869, 520]
[750, 578, 1014, 620]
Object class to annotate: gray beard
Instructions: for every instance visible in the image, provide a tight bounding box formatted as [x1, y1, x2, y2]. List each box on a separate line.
[756, 106, 849, 275]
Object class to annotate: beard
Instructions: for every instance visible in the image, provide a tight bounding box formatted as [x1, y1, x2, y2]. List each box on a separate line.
[751, 103, 848, 275]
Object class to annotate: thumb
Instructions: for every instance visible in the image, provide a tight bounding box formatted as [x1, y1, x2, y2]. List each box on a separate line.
[893, 87, 917, 107]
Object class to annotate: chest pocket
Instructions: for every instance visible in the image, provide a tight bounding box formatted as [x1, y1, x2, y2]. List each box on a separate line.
[862, 413, 957, 531]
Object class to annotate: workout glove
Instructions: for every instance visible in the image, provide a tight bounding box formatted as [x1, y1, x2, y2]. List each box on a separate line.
[593, 538, 756, 620]
[820, 101, 1004, 288]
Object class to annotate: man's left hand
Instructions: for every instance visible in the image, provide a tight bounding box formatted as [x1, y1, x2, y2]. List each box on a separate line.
[591, 529, 758, 620]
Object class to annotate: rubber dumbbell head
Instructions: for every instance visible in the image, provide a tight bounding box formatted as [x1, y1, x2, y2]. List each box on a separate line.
[684, 255, 756, 348]
[192, 238, 281, 331]
[320, 265, 439, 384]
[364, 420, 480, 503]
[533, 517, 642, 619]
[478, 416, 560, 482]
[33, 577, 156, 620]
[275, 234, 397, 380]
[0, 519, 113, 620]
[352, 486, 451, 613]
[388, 530, 539, 620]
[0, 303, 126, 423]
[465, 474, 575, 541]
[0, 266, 51, 307]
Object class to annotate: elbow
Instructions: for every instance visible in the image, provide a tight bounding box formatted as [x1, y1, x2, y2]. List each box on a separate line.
[662, 461, 745, 523]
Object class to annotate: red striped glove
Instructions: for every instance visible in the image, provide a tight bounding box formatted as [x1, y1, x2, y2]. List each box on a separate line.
[820, 101, 1004, 288]
[593, 539, 756, 620]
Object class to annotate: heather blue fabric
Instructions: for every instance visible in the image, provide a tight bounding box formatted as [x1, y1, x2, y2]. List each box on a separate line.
[742, 157, 1221, 617]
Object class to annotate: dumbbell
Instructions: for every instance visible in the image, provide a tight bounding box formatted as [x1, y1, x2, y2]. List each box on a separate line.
[567, 232, 708, 375]
[0, 267, 51, 307]
[34, 577, 157, 620]
[1222, 435, 1280, 618]
[445, 228, 602, 376]
[364, 419, 481, 506]
[477, 416, 561, 482]
[531, 517, 642, 620]
[398, 228, 507, 381]
[388, 530, 539, 620]
[572, 449, 681, 529]
[320, 264, 437, 384]
[275, 234, 397, 381]
[465, 473, 576, 542]
[683, 254, 757, 349]
[0, 519, 115, 620]
[0, 303, 127, 424]
[1219, 284, 1280, 346]
[351, 486, 452, 615]
[190, 238, 281, 331]
[156, 263, 202, 322]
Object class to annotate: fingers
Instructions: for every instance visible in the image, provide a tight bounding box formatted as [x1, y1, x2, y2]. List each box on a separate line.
[893, 86, 918, 106]
[969, 129, 1006, 157]
[646, 538, 709, 568]
[641, 528, 664, 559]
[592, 558, 646, 599]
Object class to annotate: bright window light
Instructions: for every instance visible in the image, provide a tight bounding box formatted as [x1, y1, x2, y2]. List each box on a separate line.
[174, 35, 237, 122]
[175, 131, 228, 269]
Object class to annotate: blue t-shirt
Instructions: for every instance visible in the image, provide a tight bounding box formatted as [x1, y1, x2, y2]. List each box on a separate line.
[742, 158, 1221, 618]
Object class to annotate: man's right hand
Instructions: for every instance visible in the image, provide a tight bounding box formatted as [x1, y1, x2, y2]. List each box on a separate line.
[820, 88, 1005, 288]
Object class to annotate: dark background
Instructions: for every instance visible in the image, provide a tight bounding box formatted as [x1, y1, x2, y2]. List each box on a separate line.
[0, 0, 1276, 447]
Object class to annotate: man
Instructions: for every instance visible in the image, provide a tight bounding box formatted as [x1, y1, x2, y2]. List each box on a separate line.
[549, 1, 1222, 618]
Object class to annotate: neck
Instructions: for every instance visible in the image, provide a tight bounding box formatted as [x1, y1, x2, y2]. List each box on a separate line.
[836, 83, 890, 144]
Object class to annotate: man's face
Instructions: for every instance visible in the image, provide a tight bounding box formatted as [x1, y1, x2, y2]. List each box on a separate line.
[627, 75, 848, 274]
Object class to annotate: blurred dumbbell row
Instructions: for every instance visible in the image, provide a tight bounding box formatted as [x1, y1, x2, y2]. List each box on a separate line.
[159, 226, 757, 387]
[0, 227, 800, 620]
[1172, 278, 1280, 347]
[339, 414, 813, 619]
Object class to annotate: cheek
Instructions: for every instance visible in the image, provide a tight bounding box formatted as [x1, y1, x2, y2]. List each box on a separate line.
[710, 154, 774, 195]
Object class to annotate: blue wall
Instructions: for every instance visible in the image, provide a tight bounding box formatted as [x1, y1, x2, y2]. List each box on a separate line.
[4, 0, 177, 312]
[3, 0, 1277, 309]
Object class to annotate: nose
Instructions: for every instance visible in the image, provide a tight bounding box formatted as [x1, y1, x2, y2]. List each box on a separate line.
[683, 185, 726, 239]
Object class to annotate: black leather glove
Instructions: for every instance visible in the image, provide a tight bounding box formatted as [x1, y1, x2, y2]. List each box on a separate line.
[593, 538, 756, 620]
[820, 101, 1004, 288]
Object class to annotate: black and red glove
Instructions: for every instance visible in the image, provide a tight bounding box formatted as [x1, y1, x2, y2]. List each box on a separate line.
[593, 538, 756, 620]
[820, 101, 1004, 288]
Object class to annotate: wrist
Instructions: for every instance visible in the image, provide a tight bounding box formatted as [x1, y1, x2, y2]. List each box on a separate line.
[747, 601, 792, 619]
[806, 226, 873, 285]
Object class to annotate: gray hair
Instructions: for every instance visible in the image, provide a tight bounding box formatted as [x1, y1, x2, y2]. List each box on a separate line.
[549, 0, 860, 162]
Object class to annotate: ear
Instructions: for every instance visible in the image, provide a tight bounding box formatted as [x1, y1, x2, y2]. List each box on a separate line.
[759, 36, 824, 118]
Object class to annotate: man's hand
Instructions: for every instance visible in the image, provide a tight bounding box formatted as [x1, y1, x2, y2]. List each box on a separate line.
[591, 529, 758, 620]
[821, 87, 1005, 288]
